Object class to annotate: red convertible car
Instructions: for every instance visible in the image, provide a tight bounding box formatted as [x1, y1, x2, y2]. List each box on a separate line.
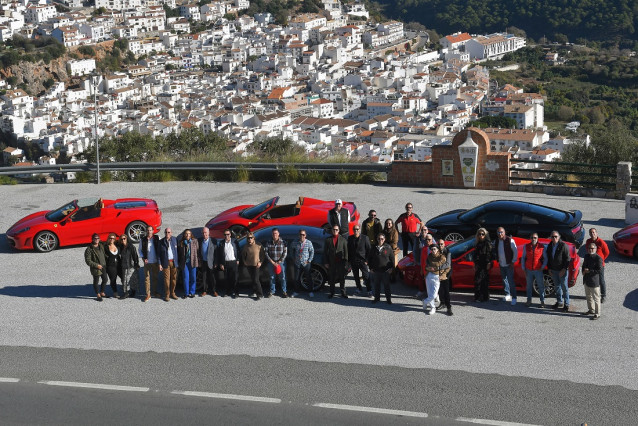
[397, 237, 580, 297]
[7, 197, 162, 252]
[613, 222, 638, 259]
[206, 196, 360, 238]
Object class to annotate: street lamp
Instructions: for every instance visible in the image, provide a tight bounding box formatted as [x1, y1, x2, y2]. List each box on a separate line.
[92, 73, 100, 184]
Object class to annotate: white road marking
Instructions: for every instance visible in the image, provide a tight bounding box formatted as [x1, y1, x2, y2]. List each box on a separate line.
[312, 402, 429, 418]
[38, 381, 149, 392]
[0, 378, 20, 383]
[456, 417, 542, 426]
[171, 390, 281, 404]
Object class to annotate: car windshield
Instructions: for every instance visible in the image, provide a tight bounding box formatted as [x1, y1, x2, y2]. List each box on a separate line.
[240, 198, 276, 219]
[448, 237, 477, 258]
[45, 200, 77, 222]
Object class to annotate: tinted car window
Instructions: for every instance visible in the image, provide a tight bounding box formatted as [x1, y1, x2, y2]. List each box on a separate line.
[448, 238, 477, 259]
[476, 211, 520, 225]
[528, 204, 569, 222]
[521, 214, 539, 225]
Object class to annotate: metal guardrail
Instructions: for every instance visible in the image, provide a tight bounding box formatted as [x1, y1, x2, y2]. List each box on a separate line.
[509, 159, 618, 188]
[0, 162, 392, 176]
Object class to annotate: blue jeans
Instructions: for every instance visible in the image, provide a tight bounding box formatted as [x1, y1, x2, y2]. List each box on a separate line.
[294, 262, 312, 292]
[499, 265, 516, 298]
[269, 261, 287, 294]
[525, 269, 544, 302]
[551, 269, 569, 306]
[183, 263, 197, 296]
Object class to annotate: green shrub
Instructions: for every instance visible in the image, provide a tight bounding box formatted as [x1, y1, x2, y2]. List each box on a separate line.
[0, 175, 17, 185]
[232, 165, 249, 182]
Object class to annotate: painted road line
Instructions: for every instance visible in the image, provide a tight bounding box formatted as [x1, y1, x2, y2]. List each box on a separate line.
[171, 391, 281, 404]
[313, 403, 429, 418]
[171, 390, 281, 404]
[456, 417, 542, 426]
[0, 378, 20, 383]
[38, 381, 149, 392]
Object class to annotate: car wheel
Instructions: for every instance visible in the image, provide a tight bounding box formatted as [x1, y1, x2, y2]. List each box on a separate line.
[534, 273, 556, 297]
[444, 232, 464, 242]
[34, 231, 58, 253]
[301, 266, 326, 291]
[229, 225, 249, 239]
[126, 221, 148, 243]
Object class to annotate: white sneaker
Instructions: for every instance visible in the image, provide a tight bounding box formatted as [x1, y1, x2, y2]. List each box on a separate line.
[504, 295, 512, 302]
[309, 292, 314, 298]
[427, 307, 435, 315]
[511, 298, 517, 306]
[292, 292, 299, 298]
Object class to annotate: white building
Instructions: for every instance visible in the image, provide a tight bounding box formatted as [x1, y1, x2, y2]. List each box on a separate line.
[24, 4, 56, 24]
[465, 33, 526, 60]
[67, 58, 96, 77]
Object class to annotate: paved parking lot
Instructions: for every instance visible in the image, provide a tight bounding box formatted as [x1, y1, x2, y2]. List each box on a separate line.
[1, 181, 636, 393]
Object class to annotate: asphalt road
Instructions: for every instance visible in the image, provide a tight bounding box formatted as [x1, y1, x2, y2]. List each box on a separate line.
[0, 182, 637, 425]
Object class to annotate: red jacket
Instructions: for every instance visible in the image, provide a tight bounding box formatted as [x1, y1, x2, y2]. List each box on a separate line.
[396, 212, 422, 233]
[585, 237, 609, 265]
[524, 243, 545, 271]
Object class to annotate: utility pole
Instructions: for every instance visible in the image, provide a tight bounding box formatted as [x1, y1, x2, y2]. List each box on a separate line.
[93, 74, 100, 184]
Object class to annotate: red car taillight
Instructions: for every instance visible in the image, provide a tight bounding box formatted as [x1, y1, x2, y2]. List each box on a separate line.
[571, 224, 581, 234]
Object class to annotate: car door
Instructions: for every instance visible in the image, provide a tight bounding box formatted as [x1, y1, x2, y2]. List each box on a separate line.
[62, 206, 104, 245]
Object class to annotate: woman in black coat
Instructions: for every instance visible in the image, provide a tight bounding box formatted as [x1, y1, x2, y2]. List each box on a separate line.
[473, 227, 493, 302]
[104, 232, 121, 299]
[118, 233, 140, 299]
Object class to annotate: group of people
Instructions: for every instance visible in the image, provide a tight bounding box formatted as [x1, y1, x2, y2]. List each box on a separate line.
[469, 226, 608, 320]
[84, 200, 609, 320]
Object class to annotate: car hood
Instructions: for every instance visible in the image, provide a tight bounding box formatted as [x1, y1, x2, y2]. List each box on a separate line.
[206, 205, 252, 227]
[426, 209, 465, 227]
[7, 210, 50, 234]
[614, 222, 638, 239]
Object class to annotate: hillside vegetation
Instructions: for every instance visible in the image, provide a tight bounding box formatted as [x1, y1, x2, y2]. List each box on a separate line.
[379, 0, 638, 45]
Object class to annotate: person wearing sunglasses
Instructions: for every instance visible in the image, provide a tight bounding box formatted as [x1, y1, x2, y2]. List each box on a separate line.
[396, 202, 423, 257]
[423, 243, 448, 314]
[241, 232, 265, 299]
[367, 233, 394, 304]
[198, 226, 218, 297]
[138, 225, 160, 302]
[494, 227, 518, 305]
[104, 232, 122, 299]
[291, 229, 315, 297]
[414, 229, 434, 299]
[473, 227, 493, 302]
[118, 233, 140, 299]
[217, 229, 239, 298]
[158, 228, 179, 301]
[178, 229, 199, 299]
[546, 231, 571, 312]
[324, 225, 349, 298]
[265, 228, 288, 298]
[521, 233, 547, 308]
[361, 209, 382, 247]
[348, 226, 371, 296]
[582, 243, 603, 320]
[84, 233, 107, 302]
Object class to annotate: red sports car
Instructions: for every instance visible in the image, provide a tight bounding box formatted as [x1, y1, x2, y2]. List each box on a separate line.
[206, 196, 360, 239]
[397, 237, 580, 297]
[6, 197, 162, 252]
[613, 222, 638, 259]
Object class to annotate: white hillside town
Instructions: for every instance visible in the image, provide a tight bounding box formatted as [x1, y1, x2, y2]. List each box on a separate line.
[0, 0, 572, 175]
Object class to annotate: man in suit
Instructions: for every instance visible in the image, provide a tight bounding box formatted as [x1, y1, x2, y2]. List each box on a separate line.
[217, 228, 240, 298]
[327, 199, 351, 237]
[198, 227, 218, 297]
[324, 225, 349, 298]
[138, 225, 160, 302]
[158, 227, 179, 301]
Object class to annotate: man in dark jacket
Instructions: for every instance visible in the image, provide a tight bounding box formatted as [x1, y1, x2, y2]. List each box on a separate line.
[327, 199, 351, 237]
[367, 233, 395, 304]
[85, 233, 107, 301]
[138, 225, 160, 302]
[158, 228, 179, 301]
[348, 226, 371, 295]
[324, 225, 349, 298]
[198, 227, 218, 297]
[217, 229, 240, 297]
[546, 231, 571, 312]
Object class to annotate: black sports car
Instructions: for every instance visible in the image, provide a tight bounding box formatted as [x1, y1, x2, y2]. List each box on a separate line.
[233, 225, 329, 292]
[425, 200, 585, 247]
